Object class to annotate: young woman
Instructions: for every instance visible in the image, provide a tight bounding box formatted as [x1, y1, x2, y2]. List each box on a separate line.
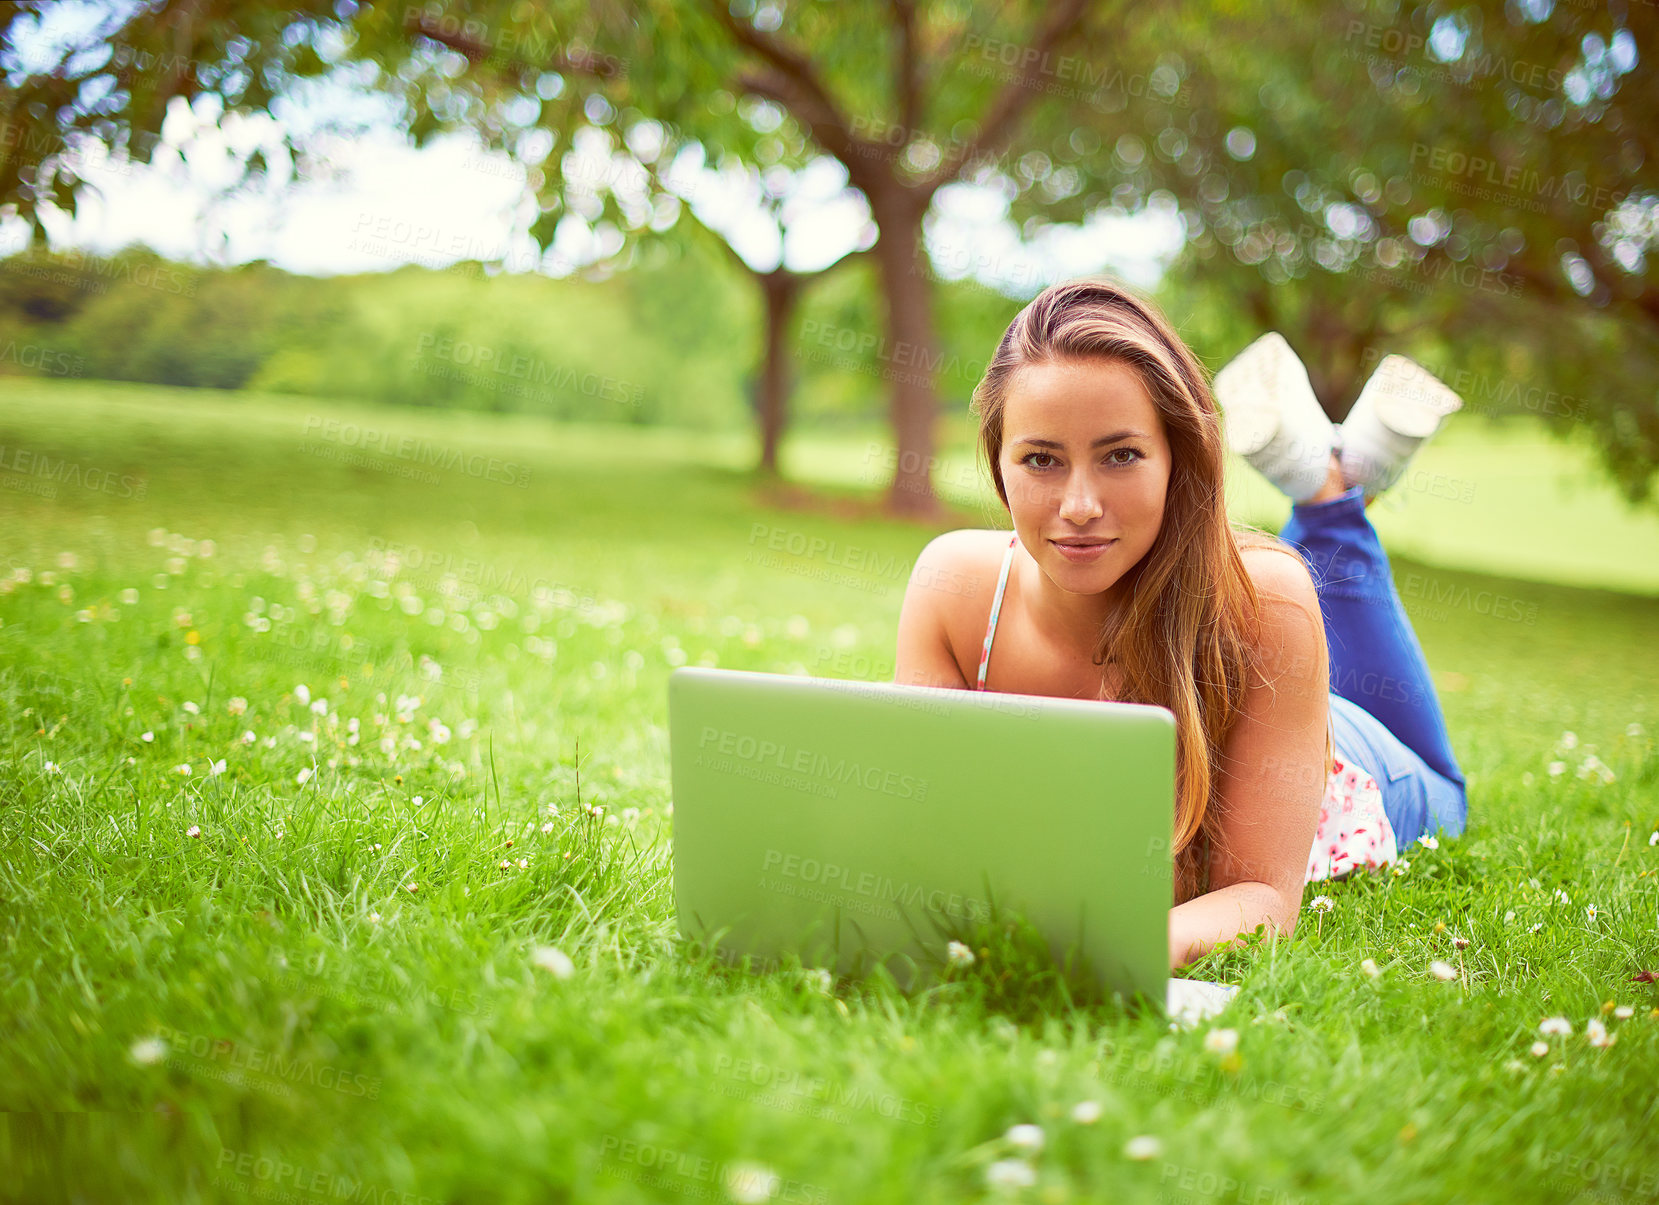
[893, 278, 1468, 972]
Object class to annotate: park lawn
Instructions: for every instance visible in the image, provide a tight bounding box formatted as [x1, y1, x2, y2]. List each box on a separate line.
[2, 378, 1657, 1205]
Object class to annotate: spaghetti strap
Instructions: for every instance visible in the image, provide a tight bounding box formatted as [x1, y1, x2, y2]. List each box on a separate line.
[977, 532, 1019, 690]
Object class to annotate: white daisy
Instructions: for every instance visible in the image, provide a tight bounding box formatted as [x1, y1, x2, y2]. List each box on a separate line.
[724, 1162, 780, 1204]
[128, 1037, 167, 1066]
[1123, 1135, 1163, 1161]
[530, 945, 574, 979]
[985, 1160, 1036, 1191]
[1005, 1124, 1044, 1155]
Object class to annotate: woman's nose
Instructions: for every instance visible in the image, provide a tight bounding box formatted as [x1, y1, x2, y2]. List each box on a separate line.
[1058, 473, 1105, 522]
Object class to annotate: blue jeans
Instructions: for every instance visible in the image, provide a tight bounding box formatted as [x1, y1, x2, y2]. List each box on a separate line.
[1277, 487, 1468, 848]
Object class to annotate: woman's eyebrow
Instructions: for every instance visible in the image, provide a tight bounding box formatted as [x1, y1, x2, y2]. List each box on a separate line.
[1014, 430, 1148, 449]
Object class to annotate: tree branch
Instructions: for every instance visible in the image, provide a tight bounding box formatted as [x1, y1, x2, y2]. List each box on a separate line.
[139, 0, 206, 128]
[731, 68, 856, 164]
[402, 9, 624, 78]
[930, 0, 1097, 194]
[639, 149, 868, 284]
[891, 0, 923, 138]
[703, 0, 862, 166]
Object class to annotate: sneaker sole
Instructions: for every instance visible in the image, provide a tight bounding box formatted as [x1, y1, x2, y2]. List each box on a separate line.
[1214, 332, 1335, 501]
[1341, 355, 1464, 496]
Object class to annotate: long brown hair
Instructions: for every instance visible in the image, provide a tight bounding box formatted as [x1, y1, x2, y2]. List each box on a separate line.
[970, 277, 1303, 902]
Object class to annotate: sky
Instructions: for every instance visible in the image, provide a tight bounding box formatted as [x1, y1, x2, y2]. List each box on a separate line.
[0, 5, 1186, 295]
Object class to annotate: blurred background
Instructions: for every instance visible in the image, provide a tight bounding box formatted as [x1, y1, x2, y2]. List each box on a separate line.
[1, 0, 1657, 589]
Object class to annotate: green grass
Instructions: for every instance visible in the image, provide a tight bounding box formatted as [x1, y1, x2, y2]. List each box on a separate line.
[2, 378, 1658, 1204]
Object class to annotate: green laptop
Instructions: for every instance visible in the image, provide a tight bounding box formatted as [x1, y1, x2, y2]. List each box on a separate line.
[668, 666, 1177, 1008]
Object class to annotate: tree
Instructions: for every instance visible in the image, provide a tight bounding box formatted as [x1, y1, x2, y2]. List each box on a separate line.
[628, 146, 873, 474]
[1115, 0, 1659, 503]
[1, 0, 1193, 519]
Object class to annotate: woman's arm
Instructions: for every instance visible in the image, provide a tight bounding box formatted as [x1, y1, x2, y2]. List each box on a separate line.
[1168, 547, 1330, 970]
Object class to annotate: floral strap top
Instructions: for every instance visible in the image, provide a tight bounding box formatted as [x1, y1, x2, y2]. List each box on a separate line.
[1306, 756, 1397, 882]
[976, 532, 1398, 884]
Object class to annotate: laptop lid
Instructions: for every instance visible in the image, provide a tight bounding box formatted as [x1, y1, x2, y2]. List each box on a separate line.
[668, 666, 1175, 1007]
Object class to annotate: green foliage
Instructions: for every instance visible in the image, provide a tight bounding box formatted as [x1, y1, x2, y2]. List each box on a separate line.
[1130, 0, 1659, 502]
[0, 240, 1035, 434]
[0, 245, 762, 428]
[0, 250, 335, 391]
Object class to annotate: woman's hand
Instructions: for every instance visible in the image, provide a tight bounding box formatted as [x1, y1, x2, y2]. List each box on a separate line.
[1168, 887, 1286, 972]
[1170, 908, 1192, 972]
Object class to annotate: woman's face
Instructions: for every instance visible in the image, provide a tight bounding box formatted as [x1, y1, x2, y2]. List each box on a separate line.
[998, 356, 1172, 598]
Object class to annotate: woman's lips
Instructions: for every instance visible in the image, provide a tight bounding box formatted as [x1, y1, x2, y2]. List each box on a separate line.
[1049, 539, 1115, 563]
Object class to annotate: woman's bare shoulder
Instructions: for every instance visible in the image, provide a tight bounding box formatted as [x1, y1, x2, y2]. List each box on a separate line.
[910, 528, 1017, 580]
[1238, 539, 1318, 605]
[1237, 540, 1325, 687]
[908, 528, 1014, 627]
[897, 529, 1014, 684]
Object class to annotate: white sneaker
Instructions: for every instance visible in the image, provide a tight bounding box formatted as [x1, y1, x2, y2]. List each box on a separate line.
[1338, 355, 1463, 500]
[1213, 332, 1336, 502]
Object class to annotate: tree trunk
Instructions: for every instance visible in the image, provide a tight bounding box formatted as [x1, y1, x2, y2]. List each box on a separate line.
[868, 183, 946, 521]
[755, 268, 799, 476]
[1306, 306, 1368, 420]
